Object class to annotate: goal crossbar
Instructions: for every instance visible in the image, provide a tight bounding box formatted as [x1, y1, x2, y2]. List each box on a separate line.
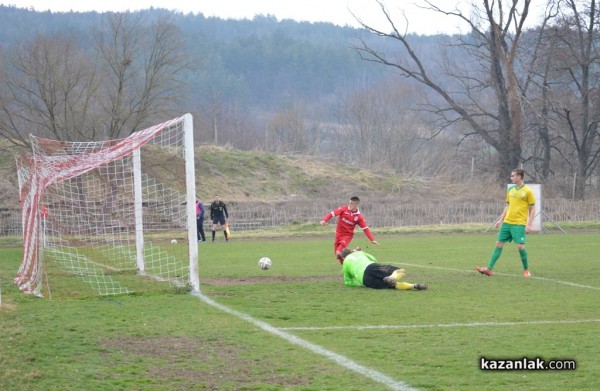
[15, 114, 198, 297]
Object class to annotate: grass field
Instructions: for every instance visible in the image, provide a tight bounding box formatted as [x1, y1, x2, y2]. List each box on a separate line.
[1, 230, 599, 390]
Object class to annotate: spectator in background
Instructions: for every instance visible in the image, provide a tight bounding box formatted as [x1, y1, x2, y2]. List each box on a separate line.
[196, 199, 206, 243]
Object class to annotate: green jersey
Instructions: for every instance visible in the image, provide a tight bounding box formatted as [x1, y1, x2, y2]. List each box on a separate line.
[342, 251, 377, 287]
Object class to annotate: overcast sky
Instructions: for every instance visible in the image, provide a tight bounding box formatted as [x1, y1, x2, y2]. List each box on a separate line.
[2, 0, 479, 36]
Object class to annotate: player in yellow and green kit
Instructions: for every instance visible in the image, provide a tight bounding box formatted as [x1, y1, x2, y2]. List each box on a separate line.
[476, 169, 536, 278]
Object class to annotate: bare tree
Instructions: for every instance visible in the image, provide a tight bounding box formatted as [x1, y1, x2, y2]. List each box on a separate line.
[0, 12, 190, 146]
[517, 2, 561, 183]
[266, 108, 311, 154]
[336, 78, 465, 177]
[351, 0, 533, 183]
[545, 0, 600, 199]
[0, 34, 100, 147]
[95, 12, 190, 139]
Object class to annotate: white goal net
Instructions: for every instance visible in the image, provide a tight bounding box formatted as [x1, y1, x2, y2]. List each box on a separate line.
[14, 114, 199, 298]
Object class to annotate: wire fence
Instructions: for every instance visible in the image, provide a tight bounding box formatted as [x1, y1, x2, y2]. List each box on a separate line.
[2, 199, 600, 236]
[0, 199, 600, 236]
[223, 199, 600, 229]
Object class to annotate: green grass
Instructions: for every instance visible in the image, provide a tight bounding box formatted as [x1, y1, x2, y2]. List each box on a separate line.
[1, 231, 599, 390]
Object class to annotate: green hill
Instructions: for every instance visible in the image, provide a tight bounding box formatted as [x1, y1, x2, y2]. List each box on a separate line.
[195, 145, 404, 203]
[3, 143, 599, 234]
[0, 143, 500, 210]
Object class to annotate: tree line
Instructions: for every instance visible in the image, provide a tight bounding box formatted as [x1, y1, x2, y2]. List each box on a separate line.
[353, 0, 599, 200]
[0, 1, 598, 200]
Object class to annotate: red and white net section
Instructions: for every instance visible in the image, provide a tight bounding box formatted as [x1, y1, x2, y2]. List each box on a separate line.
[15, 115, 194, 298]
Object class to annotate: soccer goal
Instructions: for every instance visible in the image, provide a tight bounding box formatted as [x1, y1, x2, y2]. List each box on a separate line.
[14, 114, 199, 298]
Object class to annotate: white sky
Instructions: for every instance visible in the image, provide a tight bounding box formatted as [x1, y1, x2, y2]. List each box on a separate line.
[2, 0, 478, 36]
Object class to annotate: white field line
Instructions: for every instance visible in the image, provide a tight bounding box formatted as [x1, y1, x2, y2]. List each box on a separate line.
[395, 262, 600, 291]
[193, 258, 598, 390]
[280, 318, 600, 331]
[194, 291, 417, 391]
[275, 262, 600, 332]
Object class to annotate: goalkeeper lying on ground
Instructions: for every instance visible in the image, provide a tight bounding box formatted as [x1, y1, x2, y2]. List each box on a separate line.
[340, 248, 428, 291]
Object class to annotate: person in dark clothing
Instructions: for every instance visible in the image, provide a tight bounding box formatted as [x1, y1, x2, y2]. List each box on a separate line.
[196, 199, 206, 243]
[210, 196, 229, 242]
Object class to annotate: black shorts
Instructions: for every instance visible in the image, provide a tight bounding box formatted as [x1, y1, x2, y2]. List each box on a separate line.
[362, 263, 400, 289]
[212, 216, 226, 225]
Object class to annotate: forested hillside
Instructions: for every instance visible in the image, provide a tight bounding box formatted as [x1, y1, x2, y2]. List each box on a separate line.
[0, 4, 599, 201]
[0, 5, 454, 125]
[0, 6, 390, 113]
[0, 5, 467, 174]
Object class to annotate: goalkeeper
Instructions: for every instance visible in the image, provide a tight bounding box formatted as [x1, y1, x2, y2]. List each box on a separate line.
[340, 248, 427, 290]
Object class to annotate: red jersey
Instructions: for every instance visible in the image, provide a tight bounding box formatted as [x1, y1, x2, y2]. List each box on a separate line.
[322, 205, 375, 241]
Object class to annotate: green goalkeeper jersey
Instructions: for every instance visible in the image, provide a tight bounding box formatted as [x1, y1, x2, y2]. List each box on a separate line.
[342, 251, 377, 287]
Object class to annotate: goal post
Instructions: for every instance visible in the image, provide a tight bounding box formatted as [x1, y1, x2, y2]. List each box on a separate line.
[15, 114, 199, 298]
[183, 114, 199, 292]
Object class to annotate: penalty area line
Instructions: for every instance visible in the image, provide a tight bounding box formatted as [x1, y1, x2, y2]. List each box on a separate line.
[280, 318, 600, 331]
[193, 291, 417, 391]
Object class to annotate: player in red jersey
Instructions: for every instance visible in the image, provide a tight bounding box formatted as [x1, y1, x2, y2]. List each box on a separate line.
[320, 196, 380, 264]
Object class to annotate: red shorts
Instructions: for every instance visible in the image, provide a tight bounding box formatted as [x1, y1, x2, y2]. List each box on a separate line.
[334, 235, 353, 254]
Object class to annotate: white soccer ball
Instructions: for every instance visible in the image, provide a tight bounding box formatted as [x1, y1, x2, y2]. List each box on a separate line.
[170, 239, 177, 245]
[258, 257, 272, 270]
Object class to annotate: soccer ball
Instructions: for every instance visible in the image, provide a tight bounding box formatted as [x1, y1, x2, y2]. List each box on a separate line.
[170, 239, 177, 245]
[258, 257, 272, 270]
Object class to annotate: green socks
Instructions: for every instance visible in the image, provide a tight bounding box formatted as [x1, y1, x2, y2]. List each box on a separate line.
[519, 248, 529, 270]
[487, 246, 529, 271]
[487, 247, 503, 270]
